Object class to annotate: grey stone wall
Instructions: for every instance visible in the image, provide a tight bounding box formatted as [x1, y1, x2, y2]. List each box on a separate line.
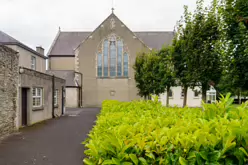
[0, 45, 18, 138]
[18, 67, 65, 127]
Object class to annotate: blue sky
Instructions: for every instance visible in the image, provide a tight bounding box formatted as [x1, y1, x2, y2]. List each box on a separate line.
[0, 0, 212, 54]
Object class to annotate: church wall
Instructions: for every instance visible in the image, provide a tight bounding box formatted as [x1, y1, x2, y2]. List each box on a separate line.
[65, 88, 79, 108]
[77, 14, 150, 107]
[49, 57, 75, 70]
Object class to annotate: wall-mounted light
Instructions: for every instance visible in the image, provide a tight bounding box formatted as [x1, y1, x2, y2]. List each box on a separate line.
[19, 67, 24, 74]
[110, 90, 116, 96]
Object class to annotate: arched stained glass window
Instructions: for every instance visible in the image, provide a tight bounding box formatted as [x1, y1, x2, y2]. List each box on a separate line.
[117, 40, 123, 76]
[103, 40, 108, 77]
[97, 53, 102, 77]
[97, 34, 129, 78]
[123, 53, 128, 76]
[109, 37, 116, 76]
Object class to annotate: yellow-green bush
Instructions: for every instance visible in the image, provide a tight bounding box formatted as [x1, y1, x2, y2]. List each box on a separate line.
[83, 94, 248, 164]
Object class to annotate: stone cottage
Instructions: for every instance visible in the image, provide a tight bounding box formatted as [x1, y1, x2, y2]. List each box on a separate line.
[0, 30, 66, 131]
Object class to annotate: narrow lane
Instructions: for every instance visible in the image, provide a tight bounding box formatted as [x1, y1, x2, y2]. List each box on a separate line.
[0, 108, 100, 165]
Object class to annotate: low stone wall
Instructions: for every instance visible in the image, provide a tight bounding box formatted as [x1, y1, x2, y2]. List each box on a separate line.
[0, 45, 19, 138]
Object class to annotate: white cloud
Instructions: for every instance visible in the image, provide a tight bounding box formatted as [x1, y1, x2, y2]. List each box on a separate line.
[0, 0, 212, 54]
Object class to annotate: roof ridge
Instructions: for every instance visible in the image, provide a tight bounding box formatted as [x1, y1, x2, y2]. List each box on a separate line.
[134, 31, 174, 33]
[60, 31, 92, 33]
[59, 31, 173, 33]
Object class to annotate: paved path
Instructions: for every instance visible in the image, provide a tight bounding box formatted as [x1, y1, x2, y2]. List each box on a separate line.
[0, 108, 100, 165]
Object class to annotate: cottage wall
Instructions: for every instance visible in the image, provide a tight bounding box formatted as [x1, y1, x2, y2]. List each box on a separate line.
[18, 68, 65, 127]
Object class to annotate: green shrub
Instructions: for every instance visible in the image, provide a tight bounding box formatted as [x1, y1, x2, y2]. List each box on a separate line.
[83, 93, 248, 164]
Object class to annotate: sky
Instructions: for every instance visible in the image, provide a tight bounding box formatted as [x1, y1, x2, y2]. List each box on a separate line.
[0, 0, 212, 55]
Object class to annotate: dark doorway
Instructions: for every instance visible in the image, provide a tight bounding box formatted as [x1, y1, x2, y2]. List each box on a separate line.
[21, 88, 28, 126]
[62, 86, 65, 115]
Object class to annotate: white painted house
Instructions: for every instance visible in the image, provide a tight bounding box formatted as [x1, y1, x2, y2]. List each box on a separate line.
[159, 86, 216, 107]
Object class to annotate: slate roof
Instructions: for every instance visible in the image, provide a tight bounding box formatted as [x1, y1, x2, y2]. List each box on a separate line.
[48, 31, 174, 56]
[0, 30, 47, 59]
[46, 70, 77, 87]
[135, 32, 174, 50]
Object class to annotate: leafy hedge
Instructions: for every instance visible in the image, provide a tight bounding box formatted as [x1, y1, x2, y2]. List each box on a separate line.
[83, 94, 248, 164]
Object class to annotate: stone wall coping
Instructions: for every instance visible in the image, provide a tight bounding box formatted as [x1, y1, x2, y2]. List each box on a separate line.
[19, 67, 66, 83]
[0, 45, 19, 55]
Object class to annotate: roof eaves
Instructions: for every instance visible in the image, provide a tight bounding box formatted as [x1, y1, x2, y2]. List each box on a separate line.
[47, 29, 61, 56]
[48, 55, 75, 57]
[16, 42, 48, 59]
[1, 42, 48, 59]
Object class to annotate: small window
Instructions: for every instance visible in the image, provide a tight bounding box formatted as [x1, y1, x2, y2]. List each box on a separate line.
[194, 90, 199, 98]
[181, 89, 184, 98]
[169, 89, 173, 98]
[31, 56, 36, 70]
[54, 89, 59, 106]
[32, 87, 43, 107]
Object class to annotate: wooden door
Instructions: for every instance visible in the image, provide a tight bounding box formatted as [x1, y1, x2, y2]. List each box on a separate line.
[22, 88, 28, 126]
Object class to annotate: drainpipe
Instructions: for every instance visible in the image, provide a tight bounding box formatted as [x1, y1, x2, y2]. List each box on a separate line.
[75, 71, 83, 107]
[52, 75, 55, 118]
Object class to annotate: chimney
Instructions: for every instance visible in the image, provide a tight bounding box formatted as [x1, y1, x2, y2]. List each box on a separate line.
[36, 46, 44, 55]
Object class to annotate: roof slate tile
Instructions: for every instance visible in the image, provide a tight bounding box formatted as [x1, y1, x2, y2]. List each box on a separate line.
[48, 31, 174, 56]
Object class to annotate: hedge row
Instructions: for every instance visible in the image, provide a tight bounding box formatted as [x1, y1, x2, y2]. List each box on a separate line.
[83, 94, 248, 164]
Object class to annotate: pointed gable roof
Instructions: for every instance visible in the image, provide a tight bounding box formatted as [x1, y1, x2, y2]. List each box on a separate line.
[48, 31, 91, 56]
[47, 13, 174, 57]
[0, 30, 47, 59]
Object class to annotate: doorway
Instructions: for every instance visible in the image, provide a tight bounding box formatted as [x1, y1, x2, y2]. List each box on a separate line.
[62, 86, 65, 115]
[21, 88, 28, 126]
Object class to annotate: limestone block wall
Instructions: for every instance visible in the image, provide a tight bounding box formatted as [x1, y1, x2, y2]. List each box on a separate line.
[66, 88, 79, 108]
[0, 45, 19, 138]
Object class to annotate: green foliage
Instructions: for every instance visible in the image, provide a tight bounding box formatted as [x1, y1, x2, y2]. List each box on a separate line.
[83, 94, 248, 164]
[134, 46, 176, 102]
[174, 0, 223, 103]
[219, 0, 248, 93]
[133, 51, 161, 99]
[157, 46, 176, 106]
[172, 5, 196, 107]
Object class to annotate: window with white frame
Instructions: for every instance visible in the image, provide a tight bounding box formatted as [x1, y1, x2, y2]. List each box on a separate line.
[194, 90, 200, 98]
[54, 89, 59, 106]
[32, 88, 43, 107]
[31, 56, 36, 70]
[169, 89, 173, 98]
[181, 89, 185, 98]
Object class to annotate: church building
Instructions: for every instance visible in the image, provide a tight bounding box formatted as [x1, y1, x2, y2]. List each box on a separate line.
[47, 10, 174, 107]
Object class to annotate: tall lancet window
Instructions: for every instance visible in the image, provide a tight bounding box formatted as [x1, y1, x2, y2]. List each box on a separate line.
[109, 37, 116, 76]
[103, 40, 109, 77]
[97, 34, 129, 78]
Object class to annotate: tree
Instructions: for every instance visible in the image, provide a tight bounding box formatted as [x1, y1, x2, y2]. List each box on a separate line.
[189, 0, 223, 103]
[172, 6, 194, 107]
[157, 46, 176, 106]
[220, 0, 248, 103]
[134, 52, 149, 99]
[134, 51, 161, 99]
